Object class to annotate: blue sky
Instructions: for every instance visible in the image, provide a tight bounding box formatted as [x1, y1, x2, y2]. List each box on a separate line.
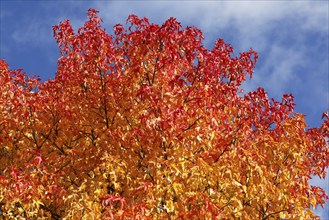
[1, 0, 328, 218]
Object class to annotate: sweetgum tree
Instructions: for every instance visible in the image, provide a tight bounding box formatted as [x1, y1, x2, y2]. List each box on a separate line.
[0, 9, 328, 219]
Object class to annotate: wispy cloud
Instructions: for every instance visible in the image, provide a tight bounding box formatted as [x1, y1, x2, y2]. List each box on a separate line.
[2, 2, 90, 45]
[94, 1, 328, 118]
[11, 20, 52, 44]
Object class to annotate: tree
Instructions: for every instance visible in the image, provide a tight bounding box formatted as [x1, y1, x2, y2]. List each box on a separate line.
[0, 8, 328, 219]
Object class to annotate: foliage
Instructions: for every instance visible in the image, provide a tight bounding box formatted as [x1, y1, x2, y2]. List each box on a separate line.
[0, 9, 328, 219]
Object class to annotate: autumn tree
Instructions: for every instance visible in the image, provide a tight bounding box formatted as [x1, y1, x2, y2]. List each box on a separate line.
[0, 9, 328, 219]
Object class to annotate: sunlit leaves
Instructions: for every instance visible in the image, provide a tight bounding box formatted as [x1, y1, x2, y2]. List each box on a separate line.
[0, 8, 328, 219]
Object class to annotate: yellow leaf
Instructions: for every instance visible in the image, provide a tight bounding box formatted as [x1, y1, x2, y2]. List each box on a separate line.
[165, 200, 174, 213]
[89, 171, 95, 178]
[173, 182, 183, 195]
[94, 188, 102, 196]
[211, 131, 215, 140]
[310, 197, 317, 208]
[242, 185, 247, 193]
[171, 164, 180, 174]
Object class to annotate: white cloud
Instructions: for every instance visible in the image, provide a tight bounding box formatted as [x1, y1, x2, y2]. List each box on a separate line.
[244, 45, 304, 95]
[11, 21, 52, 44]
[94, 1, 328, 98]
[94, 1, 327, 46]
[7, 2, 87, 45]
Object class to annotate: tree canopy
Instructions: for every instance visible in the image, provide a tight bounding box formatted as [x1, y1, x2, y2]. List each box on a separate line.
[0, 9, 328, 219]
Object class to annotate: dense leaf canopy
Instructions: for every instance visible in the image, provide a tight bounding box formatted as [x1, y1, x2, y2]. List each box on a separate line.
[0, 9, 328, 219]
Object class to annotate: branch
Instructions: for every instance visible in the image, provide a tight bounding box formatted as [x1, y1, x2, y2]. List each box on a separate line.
[39, 204, 61, 220]
[184, 116, 203, 132]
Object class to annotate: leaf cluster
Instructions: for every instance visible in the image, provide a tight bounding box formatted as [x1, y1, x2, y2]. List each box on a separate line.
[0, 9, 328, 219]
